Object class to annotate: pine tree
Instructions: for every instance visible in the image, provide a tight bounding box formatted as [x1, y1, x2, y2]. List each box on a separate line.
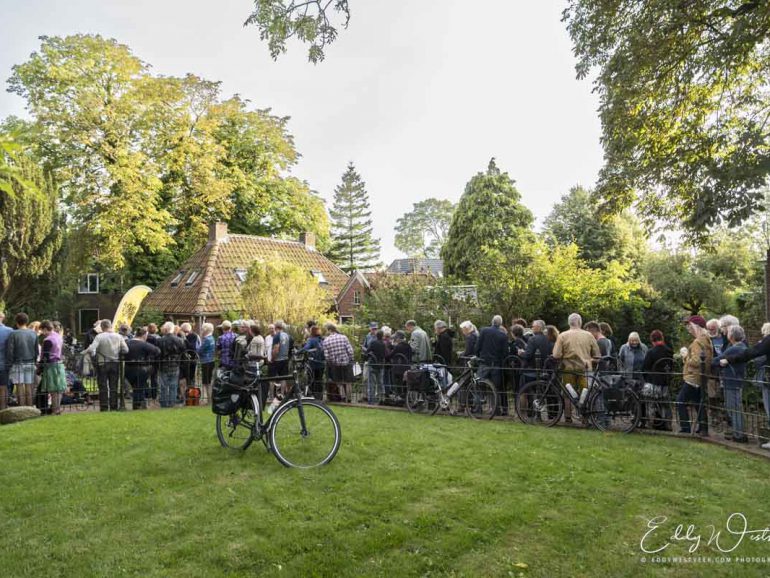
[327, 163, 381, 272]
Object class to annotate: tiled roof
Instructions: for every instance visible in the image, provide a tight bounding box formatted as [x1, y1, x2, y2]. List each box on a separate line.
[387, 258, 444, 276]
[143, 234, 349, 317]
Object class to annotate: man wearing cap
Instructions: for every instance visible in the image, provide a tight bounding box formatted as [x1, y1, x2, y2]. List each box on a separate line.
[677, 315, 713, 436]
[216, 320, 236, 371]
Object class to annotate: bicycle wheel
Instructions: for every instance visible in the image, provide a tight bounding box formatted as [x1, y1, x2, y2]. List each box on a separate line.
[588, 386, 641, 433]
[405, 386, 440, 415]
[269, 399, 341, 468]
[515, 381, 563, 426]
[216, 393, 259, 450]
[463, 378, 497, 420]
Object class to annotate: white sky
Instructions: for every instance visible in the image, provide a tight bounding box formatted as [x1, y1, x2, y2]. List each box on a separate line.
[0, 0, 604, 264]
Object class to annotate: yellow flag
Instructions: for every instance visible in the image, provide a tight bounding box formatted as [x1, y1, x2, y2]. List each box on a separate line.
[113, 285, 153, 329]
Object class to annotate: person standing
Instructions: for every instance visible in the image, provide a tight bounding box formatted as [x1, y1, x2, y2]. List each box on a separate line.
[146, 323, 161, 404]
[7, 313, 39, 407]
[433, 320, 454, 366]
[84, 319, 128, 411]
[270, 320, 294, 399]
[157, 322, 186, 409]
[197, 323, 216, 404]
[475, 315, 510, 415]
[125, 328, 160, 410]
[322, 322, 354, 402]
[0, 313, 13, 410]
[552, 313, 600, 422]
[216, 320, 236, 371]
[677, 315, 713, 436]
[712, 325, 748, 443]
[405, 320, 431, 363]
[179, 322, 200, 404]
[366, 330, 387, 404]
[618, 332, 648, 381]
[303, 325, 325, 400]
[38, 320, 66, 415]
[642, 330, 674, 431]
[459, 321, 479, 360]
[585, 321, 613, 359]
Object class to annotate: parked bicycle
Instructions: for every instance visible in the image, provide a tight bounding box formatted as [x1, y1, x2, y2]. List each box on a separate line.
[515, 356, 641, 433]
[404, 356, 497, 419]
[213, 350, 341, 468]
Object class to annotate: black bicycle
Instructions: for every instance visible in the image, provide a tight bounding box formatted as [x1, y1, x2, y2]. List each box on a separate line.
[515, 356, 641, 433]
[214, 350, 341, 468]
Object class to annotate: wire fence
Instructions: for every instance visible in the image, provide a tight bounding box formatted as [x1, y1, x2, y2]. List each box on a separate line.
[5, 349, 768, 448]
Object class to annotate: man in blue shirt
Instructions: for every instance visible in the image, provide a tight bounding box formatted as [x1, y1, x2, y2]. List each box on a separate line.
[0, 313, 12, 409]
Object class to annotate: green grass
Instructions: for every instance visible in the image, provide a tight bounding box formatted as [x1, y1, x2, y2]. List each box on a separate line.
[2, 406, 770, 577]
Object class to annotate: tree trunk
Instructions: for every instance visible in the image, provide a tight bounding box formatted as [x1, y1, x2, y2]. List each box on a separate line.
[765, 248, 770, 321]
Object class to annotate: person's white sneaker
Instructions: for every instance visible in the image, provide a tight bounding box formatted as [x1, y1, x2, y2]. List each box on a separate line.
[761, 441, 770, 450]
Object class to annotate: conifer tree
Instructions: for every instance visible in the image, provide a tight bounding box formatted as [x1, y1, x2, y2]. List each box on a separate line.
[327, 162, 380, 272]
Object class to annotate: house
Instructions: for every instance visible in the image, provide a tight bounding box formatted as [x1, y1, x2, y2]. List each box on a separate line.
[142, 223, 365, 328]
[387, 258, 444, 277]
[68, 272, 124, 338]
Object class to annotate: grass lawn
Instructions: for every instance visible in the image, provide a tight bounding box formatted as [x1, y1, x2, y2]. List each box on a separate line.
[2, 406, 770, 577]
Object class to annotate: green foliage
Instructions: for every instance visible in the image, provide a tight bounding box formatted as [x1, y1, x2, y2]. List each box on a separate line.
[244, 0, 350, 63]
[394, 198, 456, 258]
[563, 1, 770, 238]
[240, 260, 330, 325]
[441, 159, 534, 281]
[472, 241, 641, 327]
[7, 34, 328, 279]
[543, 185, 646, 270]
[0, 133, 62, 312]
[359, 275, 479, 332]
[132, 306, 165, 330]
[327, 162, 380, 272]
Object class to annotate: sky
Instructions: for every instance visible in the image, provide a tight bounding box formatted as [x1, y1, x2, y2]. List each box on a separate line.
[0, 0, 604, 264]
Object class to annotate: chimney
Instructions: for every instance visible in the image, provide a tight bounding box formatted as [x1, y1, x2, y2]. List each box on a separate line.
[299, 232, 316, 250]
[209, 222, 228, 242]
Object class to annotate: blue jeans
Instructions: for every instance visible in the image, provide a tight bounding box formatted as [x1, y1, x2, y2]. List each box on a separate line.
[159, 368, 179, 408]
[367, 363, 383, 403]
[724, 387, 745, 437]
[677, 382, 708, 433]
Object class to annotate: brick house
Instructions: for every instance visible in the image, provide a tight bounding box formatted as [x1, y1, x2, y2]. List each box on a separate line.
[142, 223, 365, 328]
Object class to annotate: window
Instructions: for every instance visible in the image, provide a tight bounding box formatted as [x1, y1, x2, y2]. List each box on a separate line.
[234, 269, 248, 283]
[185, 271, 200, 286]
[353, 290, 361, 305]
[310, 270, 328, 285]
[79, 309, 99, 334]
[170, 270, 186, 287]
[78, 273, 99, 294]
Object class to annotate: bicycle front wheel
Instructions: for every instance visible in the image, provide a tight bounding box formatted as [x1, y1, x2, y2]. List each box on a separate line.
[463, 379, 497, 420]
[216, 393, 259, 450]
[270, 399, 341, 468]
[515, 381, 563, 426]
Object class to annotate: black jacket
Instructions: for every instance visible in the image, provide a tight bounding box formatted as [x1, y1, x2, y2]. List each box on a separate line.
[462, 332, 478, 358]
[125, 339, 161, 365]
[475, 326, 508, 366]
[519, 333, 551, 368]
[367, 339, 387, 363]
[434, 330, 454, 365]
[642, 343, 674, 386]
[728, 335, 770, 364]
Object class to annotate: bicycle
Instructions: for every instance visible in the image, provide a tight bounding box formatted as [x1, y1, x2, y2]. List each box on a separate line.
[214, 350, 341, 468]
[404, 356, 498, 419]
[515, 356, 641, 433]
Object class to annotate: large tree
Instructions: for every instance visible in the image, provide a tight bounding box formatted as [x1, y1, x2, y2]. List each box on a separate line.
[394, 198, 455, 258]
[543, 185, 645, 270]
[0, 132, 62, 310]
[563, 1, 770, 238]
[441, 158, 533, 280]
[327, 162, 380, 272]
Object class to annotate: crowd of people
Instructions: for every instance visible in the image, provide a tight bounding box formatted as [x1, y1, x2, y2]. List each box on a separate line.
[3, 308, 770, 450]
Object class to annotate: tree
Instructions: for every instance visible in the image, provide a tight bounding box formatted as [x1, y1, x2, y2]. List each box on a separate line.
[327, 162, 380, 272]
[441, 158, 534, 281]
[394, 198, 455, 258]
[563, 1, 770, 238]
[543, 185, 645, 270]
[0, 136, 62, 310]
[8, 34, 173, 271]
[240, 261, 330, 325]
[244, 0, 350, 63]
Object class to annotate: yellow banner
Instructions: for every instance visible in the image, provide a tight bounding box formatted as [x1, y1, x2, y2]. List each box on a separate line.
[113, 285, 153, 329]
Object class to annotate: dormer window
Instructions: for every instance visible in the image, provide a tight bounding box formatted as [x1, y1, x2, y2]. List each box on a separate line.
[185, 271, 200, 286]
[310, 270, 328, 285]
[234, 269, 247, 283]
[170, 271, 186, 287]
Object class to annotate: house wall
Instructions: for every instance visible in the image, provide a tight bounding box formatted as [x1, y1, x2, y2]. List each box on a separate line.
[337, 278, 367, 321]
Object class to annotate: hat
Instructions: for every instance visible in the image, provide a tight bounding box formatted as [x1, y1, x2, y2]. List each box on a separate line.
[232, 319, 244, 327]
[685, 315, 706, 328]
[219, 320, 232, 330]
[369, 322, 378, 329]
